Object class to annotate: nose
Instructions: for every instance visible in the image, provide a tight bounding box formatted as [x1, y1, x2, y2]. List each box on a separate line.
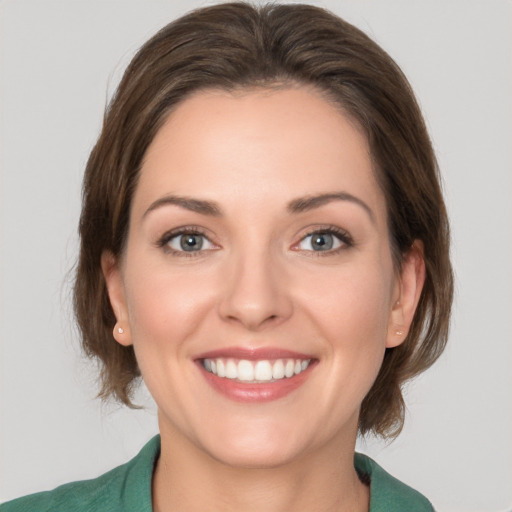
[217, 248, 293, 331]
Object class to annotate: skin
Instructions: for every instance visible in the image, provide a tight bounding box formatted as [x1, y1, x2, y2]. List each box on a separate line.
[102, 86, 425, 512]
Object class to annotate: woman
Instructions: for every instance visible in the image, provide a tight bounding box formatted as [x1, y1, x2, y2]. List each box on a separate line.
[1, 2, 453, 511]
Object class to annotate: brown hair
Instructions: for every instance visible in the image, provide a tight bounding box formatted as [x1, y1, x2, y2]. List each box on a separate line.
[74, 2, 453, 438]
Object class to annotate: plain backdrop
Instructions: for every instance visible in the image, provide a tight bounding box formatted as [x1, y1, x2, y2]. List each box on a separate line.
[1, 1, 511, 511]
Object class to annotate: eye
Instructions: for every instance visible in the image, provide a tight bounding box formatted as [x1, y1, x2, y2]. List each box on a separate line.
[296, 228, 352, 253]
[160, 229, 216, 254]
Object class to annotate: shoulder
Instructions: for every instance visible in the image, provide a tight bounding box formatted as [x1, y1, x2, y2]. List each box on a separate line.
[0, 436, 160, 512]
[354, 452, 435, 512]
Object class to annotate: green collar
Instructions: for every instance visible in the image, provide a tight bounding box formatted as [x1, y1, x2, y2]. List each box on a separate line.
[125, 436, 434, 512]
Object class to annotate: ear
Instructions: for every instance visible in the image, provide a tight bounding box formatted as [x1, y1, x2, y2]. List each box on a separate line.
[101, 251, 132, 346]
[386, 240, 426, 348]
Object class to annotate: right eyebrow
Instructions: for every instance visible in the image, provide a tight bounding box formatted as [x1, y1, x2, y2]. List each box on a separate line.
[287, 192, 376, 225]
[143, 194, 223, 219]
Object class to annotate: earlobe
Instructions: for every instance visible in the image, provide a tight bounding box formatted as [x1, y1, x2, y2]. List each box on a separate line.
[386, 241, 426, 348]
[101, 251, 133, 346]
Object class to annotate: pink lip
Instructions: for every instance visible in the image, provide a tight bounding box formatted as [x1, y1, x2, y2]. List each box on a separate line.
[195, 346, 314, 361]
[194, 347, 317, 403]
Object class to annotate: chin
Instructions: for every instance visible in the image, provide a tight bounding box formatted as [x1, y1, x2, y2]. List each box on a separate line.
[191, 415, 323, 470]
[206, 439, 303, 470]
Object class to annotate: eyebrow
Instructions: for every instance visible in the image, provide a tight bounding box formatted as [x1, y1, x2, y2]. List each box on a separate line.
[287, 192, 375, 223]
[143, 191, 375, 223]
[143, 195, 223, 218]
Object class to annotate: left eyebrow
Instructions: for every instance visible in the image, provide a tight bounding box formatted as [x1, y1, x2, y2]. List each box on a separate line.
[287, 192, 375, 224]
[143, 194, 223, 219]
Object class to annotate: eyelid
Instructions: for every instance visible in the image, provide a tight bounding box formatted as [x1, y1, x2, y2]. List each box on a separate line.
[156, 225, 219, 256]
[292, 225, 354, 254]
[156, 224, 352, 257]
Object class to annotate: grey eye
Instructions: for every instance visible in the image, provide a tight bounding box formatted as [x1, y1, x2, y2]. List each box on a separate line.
[299, 232, 342, 252]
[168, 233, 213, 252]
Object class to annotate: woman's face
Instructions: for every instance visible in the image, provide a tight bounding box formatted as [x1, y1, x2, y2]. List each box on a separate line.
[104, 86, 422, 468]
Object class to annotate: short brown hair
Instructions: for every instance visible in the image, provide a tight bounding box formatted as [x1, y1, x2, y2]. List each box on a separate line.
[74, 2, 453, 438]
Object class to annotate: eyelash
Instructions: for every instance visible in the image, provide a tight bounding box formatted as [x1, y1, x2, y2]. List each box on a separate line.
[294, 226, 354, 257]
[156, 225, 353, 258]
[157, 226, 215, 258]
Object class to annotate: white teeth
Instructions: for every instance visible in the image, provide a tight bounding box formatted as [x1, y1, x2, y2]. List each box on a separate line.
[254, 360, 273, 381]
[217, 359, 226, 378]
[238, 360, 255, 381]
[272, 360, 285, 379]
[203, 357, 311, 382]
[285, 359, 295, 378]
[225, 359, 237, 379]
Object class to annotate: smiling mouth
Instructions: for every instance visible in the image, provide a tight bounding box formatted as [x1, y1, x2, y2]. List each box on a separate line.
[202, 357, 312, 383]
[197, 349, 316, 401]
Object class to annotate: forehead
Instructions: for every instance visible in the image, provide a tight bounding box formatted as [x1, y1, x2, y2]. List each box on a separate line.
[135, 86, 386, 220]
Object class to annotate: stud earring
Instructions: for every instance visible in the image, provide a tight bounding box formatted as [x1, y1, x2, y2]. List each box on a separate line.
[118, 327, 124, 334]
[396, 330, 404, 336]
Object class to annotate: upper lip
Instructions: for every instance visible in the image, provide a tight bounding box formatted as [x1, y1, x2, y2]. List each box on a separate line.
[194, 347, 315, 361]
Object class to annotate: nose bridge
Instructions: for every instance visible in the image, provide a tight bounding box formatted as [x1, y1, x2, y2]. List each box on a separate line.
[218, 240, 293, 330]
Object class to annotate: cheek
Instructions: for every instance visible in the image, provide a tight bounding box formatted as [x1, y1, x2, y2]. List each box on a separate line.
[298, 260, 394, 386]
[123, 256, 218, 354]
[300, 261, 393, 341]
[323, 286, 389, 380]
[121, 258, 221, 414]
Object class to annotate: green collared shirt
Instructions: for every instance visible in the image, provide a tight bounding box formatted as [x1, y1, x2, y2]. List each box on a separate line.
[1, 436, 434, 511]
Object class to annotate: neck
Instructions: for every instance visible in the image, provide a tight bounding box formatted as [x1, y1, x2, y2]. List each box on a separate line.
[152, 419, 369, 512]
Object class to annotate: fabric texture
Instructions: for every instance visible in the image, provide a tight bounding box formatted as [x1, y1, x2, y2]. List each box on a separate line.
[1, 436, 434, 511]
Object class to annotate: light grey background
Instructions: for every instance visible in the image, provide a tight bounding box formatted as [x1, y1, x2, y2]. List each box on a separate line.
[1, 1, 511, 511]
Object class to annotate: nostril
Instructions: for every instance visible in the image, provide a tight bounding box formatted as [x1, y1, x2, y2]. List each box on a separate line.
[217, 263, 294, 330]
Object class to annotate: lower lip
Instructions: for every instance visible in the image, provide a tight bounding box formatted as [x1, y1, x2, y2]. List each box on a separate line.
[198, 362, 316, 403]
